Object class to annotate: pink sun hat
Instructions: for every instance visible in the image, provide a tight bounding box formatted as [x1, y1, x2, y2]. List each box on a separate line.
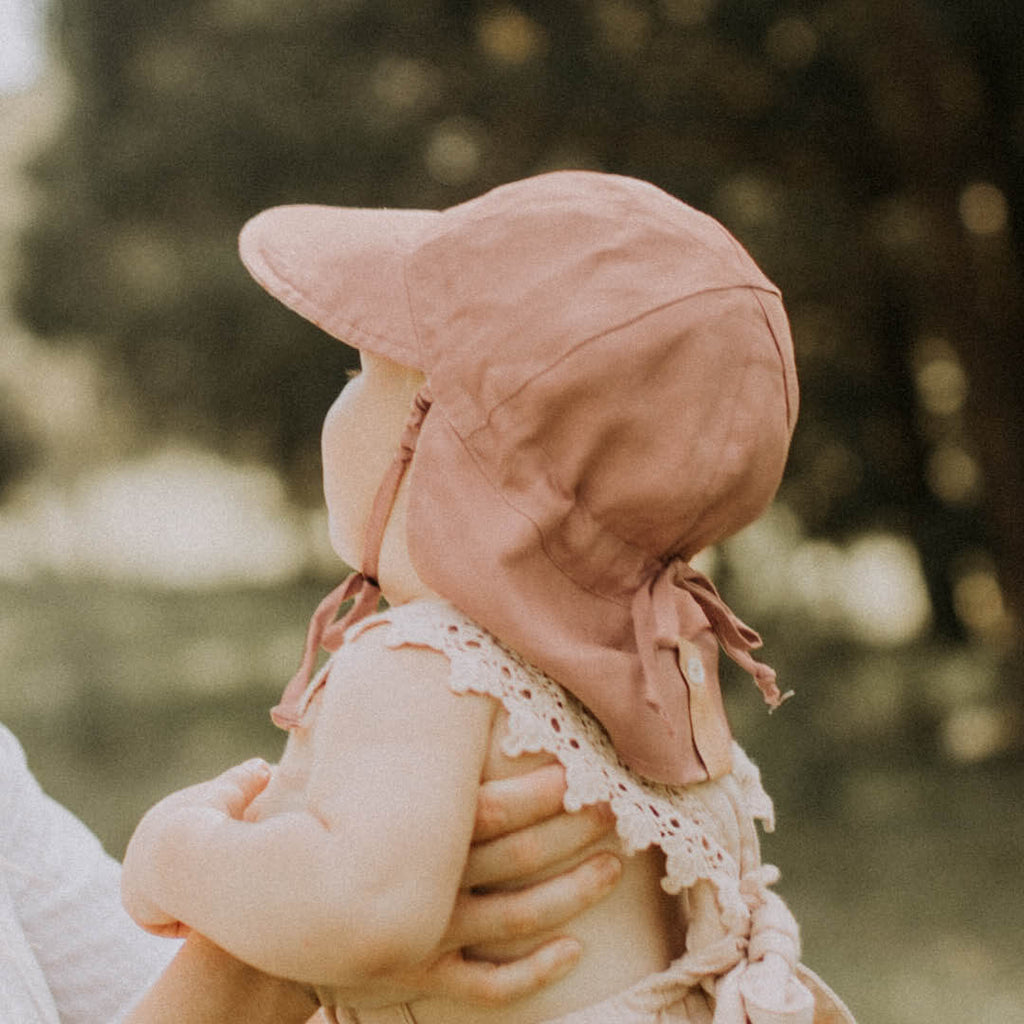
[239, 170, 798, 786]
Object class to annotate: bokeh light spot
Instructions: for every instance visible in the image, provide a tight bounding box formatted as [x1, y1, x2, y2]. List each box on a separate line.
[424, 117, 484, 185]
[875, 196, 929, 251]
[914, 353, 968, 417]
[926, 445, 981, 505]
[714, 172, 778, 228]
[0, 448, 312, 587]
[787, 539, 846, 621]
[942, 704, 1013, 763]
[476, 8, 547, 66]
[953, 560, 1012, 640]
[0, 0, 46, 94]
[764, 16, 818, 70]
[371, 56, 440, 116]
[958, 181, 1008, 236]
[838, 534, 932, 646]
[594, 0, 651, 54]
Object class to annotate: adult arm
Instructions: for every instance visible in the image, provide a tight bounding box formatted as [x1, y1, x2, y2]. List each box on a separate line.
[121, 932, 318, 1024]
[126, 938, 590, 1024]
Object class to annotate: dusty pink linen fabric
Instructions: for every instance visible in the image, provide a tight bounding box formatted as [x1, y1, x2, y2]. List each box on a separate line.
[239, 171, 798, 785]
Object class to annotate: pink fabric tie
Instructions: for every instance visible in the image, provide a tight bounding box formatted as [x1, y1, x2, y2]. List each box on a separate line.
[631, 557, 791, 723]
[271, 387, 433, 729]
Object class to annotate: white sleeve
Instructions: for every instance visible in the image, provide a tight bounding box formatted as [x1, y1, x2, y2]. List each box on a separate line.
[0, 724, 179, 1024]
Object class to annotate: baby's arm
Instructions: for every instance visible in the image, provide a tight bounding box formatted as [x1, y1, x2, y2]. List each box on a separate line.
[122, 629, 494, 988]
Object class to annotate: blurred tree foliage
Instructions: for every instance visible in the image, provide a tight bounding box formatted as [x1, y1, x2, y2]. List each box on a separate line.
[13, 0, 1024, 644]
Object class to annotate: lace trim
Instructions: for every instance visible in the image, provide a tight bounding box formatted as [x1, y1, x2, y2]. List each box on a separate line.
[348, 600, 775, 924]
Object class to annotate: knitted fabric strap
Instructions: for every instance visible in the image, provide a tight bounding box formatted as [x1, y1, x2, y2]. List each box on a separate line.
[631, 557, 791, 721]
[270, 387, 434, 729]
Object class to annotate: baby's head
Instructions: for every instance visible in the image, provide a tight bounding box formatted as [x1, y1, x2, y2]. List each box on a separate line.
[240, 171, 798, 786]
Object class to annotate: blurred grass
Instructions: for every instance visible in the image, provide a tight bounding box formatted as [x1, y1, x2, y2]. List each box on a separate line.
[1, 577, 1021, 1024]
[0, 577, 324, 851]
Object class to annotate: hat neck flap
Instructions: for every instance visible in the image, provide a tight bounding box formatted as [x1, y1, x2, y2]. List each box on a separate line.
[273, 385, 790, 783]
[630, 557, 791, 777]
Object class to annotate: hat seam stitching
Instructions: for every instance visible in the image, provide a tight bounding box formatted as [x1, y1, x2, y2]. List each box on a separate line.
[445, 408, 636, 612]
[418, 183, 769, 284]
[750, 288, 796, 432]
[461, 285, 779, 576]
[525, 449, 658, 586]
[464, 283, 782, 443]
[399, 238, 426, 368]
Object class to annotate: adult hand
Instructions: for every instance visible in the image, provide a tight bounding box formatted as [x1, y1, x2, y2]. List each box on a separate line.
[126, 759, 619, 1013]
[338, 763, 621, 1008]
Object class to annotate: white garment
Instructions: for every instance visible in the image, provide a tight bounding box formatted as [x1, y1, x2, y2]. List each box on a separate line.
[0, 724, 178, 1024]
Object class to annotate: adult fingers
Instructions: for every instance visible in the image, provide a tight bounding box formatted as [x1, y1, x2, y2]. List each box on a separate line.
[472, 764, 568, 842]
[424, 939, 583, 1007]
[449, 851, 621, 947]
[464, 802, 616, 888]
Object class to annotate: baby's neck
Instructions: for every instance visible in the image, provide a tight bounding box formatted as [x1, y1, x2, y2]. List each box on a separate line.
[378, 564, 439, 608]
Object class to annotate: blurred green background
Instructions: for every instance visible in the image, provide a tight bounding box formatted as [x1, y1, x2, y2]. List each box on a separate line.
[1, 2, 1022, 1022]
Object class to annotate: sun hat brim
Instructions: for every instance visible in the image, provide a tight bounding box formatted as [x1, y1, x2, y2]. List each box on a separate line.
[238, 203, 441, 370]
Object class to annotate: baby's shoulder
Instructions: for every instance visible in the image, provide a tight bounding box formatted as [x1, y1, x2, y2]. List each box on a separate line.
[315, 602, 497, 741]
[329, 606, 452, 686]
[326, 597, 521, 702]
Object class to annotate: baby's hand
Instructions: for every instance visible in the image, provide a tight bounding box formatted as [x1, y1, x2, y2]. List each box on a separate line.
[121, 758, 273, 937]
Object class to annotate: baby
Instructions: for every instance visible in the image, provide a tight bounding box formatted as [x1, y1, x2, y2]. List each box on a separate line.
[122, 171, 855, 1023]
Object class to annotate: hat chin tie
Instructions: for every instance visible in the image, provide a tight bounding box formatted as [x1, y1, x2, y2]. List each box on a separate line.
[668, 559, 789, 709]
[630, 557, 791, 778]
[271, 387, 433, 729]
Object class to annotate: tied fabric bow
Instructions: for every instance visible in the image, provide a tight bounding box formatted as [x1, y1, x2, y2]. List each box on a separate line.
[630, 557, 791, 771]
[271, 388, 433, 730]
[270, 573, 379, 728]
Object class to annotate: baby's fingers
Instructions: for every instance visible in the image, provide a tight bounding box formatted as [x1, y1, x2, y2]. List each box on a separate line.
[204, 758, 273, 819]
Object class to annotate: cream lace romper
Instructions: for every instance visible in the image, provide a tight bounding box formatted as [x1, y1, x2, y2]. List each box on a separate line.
[294, 600, 854, 1024]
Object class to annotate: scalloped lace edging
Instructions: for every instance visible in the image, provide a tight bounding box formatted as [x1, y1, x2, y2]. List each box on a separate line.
[349, 600, 776, 922]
